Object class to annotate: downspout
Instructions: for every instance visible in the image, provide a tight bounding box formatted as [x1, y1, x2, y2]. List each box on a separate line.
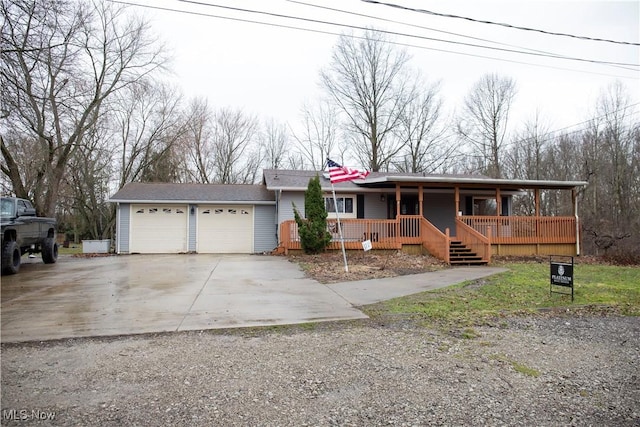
[276, 189, 282, 245]
[115, 202, 121, 254]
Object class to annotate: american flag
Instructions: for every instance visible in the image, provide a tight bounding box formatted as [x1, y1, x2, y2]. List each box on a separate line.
[327, 159, 370, 183]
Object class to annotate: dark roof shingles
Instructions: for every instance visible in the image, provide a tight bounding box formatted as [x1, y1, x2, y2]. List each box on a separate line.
[110, 182, 274, 202]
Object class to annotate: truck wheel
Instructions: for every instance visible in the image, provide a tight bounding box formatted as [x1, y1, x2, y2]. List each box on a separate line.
[42, 237, 58, 264]
[2, 241, 21, 275]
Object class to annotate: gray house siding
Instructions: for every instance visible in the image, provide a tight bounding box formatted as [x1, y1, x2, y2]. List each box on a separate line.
[423, 193, 456, 235]
[188, 204, 197, 252]
[117, 203, 130, 254]
[363, 193, 388, 219]
[279, 192, 304, 224]
[254, 205, 277, 252]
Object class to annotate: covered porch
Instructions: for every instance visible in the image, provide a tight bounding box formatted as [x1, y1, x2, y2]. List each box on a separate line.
[278, 176, 586, 265]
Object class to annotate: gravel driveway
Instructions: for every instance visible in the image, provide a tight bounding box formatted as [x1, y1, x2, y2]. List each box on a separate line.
[1, 314, 638, 426]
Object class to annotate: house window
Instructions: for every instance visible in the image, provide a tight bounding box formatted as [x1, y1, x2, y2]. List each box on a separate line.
[473, 198, 497, 216]
[241, 209, 249, 215]
[135, 208, 144, 214]
[325, 196, 353, 214]
[214, 209, 223, 214]
[176, 208, 184, 214]
[149, 208, 158, 214]
[163, 208, 172, 214]
[228, 209, 237, 214]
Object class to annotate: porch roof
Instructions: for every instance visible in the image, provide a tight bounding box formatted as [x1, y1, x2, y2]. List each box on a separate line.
[361, 175, 588, 190]
[263, 169, 587, 191]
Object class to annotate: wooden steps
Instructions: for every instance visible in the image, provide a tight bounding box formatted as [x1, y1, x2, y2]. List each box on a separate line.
[449, 240, 487, 265]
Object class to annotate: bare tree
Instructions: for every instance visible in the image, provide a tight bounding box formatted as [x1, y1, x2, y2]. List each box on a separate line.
[393, 80, 455, 173]
[64, 121, 114, 240]
[210, 107, 260, 184]
[580, 81, 639, 254]
[291, 100, 340, 170]
[113, 82, 187, 186]
[183, 97, 215, 183]
[260, 118, 290, 170]
[0, 0, 166, 215]
[457, 73, 517, 178]
[321, 29, 413, 171]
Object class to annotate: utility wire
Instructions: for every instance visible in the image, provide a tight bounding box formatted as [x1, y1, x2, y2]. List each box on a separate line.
[288, 0, 638, 73]
[288, 0, 570, 58]
[361, 0, 640, 47]
[109, 0, 639, 78]
[510, 102, 640, 147]
[173, 0, 639, 67]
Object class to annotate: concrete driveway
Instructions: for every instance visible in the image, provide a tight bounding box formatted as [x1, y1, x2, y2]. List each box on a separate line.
[1, 254, 506, 343]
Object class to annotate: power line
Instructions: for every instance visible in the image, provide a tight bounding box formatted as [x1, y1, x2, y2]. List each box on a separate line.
[173, 0, 638, 67]
[287, 0, 576, 59]
[510, 102, 640, 147]
[361, 0, 640, 47]
[108, 0, 639, 79]
[288, 0, 638, 73]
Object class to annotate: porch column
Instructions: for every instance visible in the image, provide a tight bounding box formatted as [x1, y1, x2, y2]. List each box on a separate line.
[454, 186, 460, 216]
[534, 188, 541, 253]
[495, 188, 501, 240]
[418, 184, 424, 217]
[395, 184, 401, 243]
[573, 188, 580, 255]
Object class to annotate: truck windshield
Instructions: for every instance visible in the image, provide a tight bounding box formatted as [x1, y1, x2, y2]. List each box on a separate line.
[1, 198, 14, 217]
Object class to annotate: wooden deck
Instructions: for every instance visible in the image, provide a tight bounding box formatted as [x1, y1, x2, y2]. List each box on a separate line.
[279, 215, 579, 263]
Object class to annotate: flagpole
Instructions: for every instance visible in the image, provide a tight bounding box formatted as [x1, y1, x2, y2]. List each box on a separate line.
[330, 182, 349, 273]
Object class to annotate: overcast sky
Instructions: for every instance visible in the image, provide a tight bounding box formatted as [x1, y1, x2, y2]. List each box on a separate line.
[125, 0, 639, 141]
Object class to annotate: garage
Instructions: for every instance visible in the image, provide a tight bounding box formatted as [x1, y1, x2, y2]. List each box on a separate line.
[197, 205, 253, 253]
[129, 204, 188, 253]
[110, 182, 276, 255]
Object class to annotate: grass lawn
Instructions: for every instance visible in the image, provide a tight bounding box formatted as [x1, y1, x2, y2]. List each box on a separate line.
[363, 262, 640, 326]
[58, 245, 83, 256]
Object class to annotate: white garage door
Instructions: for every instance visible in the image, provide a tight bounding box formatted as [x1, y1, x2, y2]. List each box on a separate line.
[197, 205, 253, 253]
[130, 204, 188, 253]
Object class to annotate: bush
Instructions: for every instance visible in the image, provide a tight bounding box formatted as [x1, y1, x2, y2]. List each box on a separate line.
[601, 249, 640, 266]
[293, 175, 331, 254]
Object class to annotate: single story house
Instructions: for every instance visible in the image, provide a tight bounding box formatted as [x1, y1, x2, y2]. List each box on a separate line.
[110, 169, 587, 264]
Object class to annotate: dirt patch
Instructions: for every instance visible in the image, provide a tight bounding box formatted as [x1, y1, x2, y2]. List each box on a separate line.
[288, 251, 447, 283]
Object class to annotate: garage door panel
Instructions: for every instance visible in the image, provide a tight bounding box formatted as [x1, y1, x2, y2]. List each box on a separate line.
[130, 205, 187, 253]
[197, 206, 252, 253]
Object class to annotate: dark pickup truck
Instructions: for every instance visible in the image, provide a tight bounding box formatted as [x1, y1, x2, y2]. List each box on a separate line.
[1, 197, 58, 275]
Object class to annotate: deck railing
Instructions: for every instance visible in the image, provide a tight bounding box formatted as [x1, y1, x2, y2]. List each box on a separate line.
[455, 218, 491, 263]
[280, 218, 404, 251]
[420, 218, 450, 263]
[459, 216, 576, 244]
[279, 215, 576, 261]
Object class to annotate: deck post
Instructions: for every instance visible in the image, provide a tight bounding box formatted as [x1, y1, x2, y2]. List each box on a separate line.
[496, 187, 501, 240]
[454, 186, 460, 216]
[535, 188, 541, 254]
[395, 184, 401, 239]
[573, 188, 580, 256]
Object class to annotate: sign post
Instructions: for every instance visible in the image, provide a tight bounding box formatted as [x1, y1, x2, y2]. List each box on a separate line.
[550, 255, 574, 301]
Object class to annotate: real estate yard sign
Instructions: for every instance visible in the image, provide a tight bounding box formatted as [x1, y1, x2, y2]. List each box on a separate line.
[550, 255, 574, 301]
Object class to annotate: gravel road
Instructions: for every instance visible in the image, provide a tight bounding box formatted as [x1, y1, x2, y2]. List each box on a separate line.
[1, 315, 638, 426]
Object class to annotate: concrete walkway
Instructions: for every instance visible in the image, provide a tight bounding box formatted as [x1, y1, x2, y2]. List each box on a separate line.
[328, 267, 507, 306]
[1, 255, 506, 343]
